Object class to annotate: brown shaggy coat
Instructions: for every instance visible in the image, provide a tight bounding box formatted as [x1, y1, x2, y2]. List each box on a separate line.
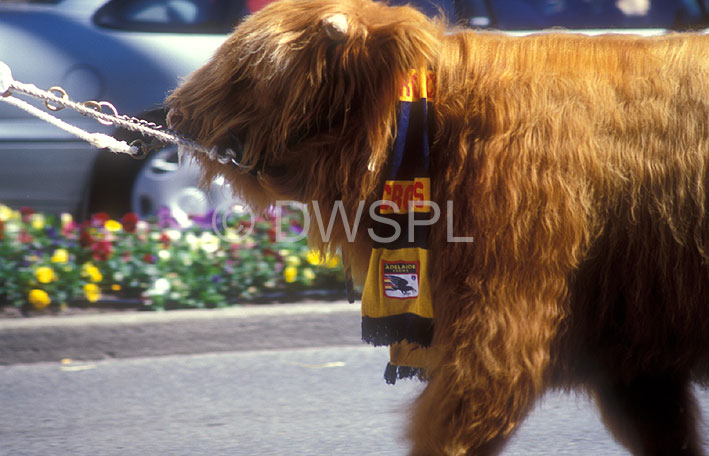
[166, 1, 709, 454]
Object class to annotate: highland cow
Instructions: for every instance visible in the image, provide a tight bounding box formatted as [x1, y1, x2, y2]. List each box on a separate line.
[166, 1, 709, 454]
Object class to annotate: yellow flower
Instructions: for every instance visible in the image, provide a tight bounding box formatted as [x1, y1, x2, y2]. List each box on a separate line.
[305, 250, 322, 266]
[326, 255, 341, 268]
[0, 205, 13, 222]
[111, 284, 122, 291]
[28, 289, 51, 310]
[284, 266, 298, 283]
[35, 266, 56, 284]
[60, 212, 73, 228]
[83, 283, 101, 303]
[285, 255, 301, 267]
[302, 268, 316, 282]
[305, 250, 340, 268]
[30, 214, 45, 230]
[82, 263, 103, 283]
[104, 220, 122, 232]
[51, 248, 69, 264]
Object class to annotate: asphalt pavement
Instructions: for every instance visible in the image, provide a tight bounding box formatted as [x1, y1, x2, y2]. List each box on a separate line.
[1, 302, 708, 455]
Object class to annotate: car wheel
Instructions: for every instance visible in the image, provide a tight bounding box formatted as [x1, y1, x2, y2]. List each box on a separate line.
[129, 144, 233, 227]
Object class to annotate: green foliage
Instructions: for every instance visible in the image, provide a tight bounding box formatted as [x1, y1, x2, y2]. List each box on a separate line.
[0, 204, 344, 312]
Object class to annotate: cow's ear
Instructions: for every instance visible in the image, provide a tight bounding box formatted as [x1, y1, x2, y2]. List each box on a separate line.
[322, 5, 438, 82]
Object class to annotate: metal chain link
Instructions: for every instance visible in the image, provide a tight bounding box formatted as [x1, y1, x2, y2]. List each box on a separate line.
[0, 58, 241, 165]
[7, 78, 223, 160]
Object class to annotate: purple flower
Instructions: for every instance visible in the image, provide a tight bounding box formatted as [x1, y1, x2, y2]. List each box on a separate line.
[157, 207, 180, 228]
[189, 209, 215, 229]
[44, 226, 58, 239]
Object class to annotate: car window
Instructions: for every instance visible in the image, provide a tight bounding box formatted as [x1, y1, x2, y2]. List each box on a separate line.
[123, 0, 202, 23]
[468, 0, 708, 30]
[94, 0, 458, 32]
[458, 0, 709, 30]
[93, 0, 248, 33]
[389, 0, 456, 20]
[93, 0, 708, 35]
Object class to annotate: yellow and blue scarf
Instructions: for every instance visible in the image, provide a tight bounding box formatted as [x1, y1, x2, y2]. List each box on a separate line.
[361, 70, 434, 384]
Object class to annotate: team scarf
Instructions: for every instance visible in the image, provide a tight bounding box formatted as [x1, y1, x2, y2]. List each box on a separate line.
[361, 69, 434, 384]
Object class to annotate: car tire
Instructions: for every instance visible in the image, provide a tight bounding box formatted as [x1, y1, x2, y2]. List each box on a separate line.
[130, 144, 232, 226]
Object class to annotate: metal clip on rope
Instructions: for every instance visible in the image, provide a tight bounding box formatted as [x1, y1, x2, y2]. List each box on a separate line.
[0, 60, 234, 165]
[44, 86, 68, 111]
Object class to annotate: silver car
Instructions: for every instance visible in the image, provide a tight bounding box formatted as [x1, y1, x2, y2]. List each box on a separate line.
[0, 0, 255, 222]
[1, 0, 706, 222]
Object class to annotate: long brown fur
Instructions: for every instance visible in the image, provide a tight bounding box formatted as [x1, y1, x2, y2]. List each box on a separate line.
[166, 1, 709, 454]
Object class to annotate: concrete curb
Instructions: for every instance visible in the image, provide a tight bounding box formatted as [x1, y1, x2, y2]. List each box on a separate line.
[0, 301, 363, 365]
[0, 301, 359, 330]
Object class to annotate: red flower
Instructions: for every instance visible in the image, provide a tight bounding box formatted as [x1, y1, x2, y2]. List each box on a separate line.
[91, 240, 113, 261]
[79, 223, 94, 248]
[18, 230, 33, 243]
[142, 253, 157, 264]
[263, 248, 278, 258]
[0, 220, 4, 240]
[159, 232, 171, 247]
[61, 221, 78, 238]
[91, 212, 110, 228]
[19, 206, 34, 216]
[121, 213, 139, 233]
[19, 206, 34, 223]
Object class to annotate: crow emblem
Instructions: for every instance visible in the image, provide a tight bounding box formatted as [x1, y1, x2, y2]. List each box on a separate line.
[385, 274, 417, 296]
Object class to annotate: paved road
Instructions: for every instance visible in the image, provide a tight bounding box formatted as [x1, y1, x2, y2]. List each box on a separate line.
[5, 346, 709, 456]
[1, 304, 708, 455]
[0, 346, 612, 456]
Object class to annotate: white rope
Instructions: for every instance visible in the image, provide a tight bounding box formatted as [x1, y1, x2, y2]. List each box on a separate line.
[0, 60, 240, 163]
[0, 61, 11, 95]
[0, 94, 138, 154]
[10, 80, 181, 144]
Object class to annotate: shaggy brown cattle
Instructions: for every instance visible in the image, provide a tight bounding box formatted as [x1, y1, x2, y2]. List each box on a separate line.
[166, 1, 709, 454]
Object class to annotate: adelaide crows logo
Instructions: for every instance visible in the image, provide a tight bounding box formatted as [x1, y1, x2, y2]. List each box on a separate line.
[382, 261, 420, 299]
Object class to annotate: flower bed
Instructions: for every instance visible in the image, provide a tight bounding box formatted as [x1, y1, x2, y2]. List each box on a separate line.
[0, 204, 344, 312]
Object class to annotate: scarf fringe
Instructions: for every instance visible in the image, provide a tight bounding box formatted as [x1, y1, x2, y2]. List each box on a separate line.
[384, 363, 428, 385]
[361, 314, 433, 347]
